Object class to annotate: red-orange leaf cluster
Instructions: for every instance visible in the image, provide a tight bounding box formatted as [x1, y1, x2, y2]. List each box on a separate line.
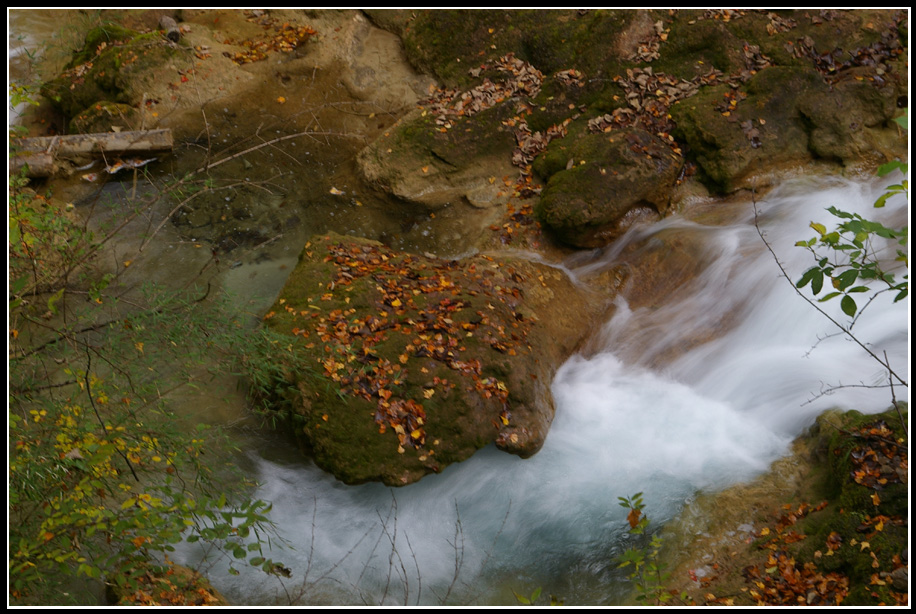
[744, 551, 849, 605]
[223, 12, 316, 65]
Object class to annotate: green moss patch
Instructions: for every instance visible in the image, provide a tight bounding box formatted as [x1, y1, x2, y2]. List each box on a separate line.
[41, 26, 177, 121]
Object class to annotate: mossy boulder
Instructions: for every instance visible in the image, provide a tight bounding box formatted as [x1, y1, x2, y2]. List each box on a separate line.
[789, 408, 909, 605]
[534, 128, 681, 248]
[389, 9, 650, 90]
[654, 13, 750, 80]
[670, 65, 900, 193]
[662, 406, 908, 606]
[41, 25, 178, 122]
[259, 233, 602, 485]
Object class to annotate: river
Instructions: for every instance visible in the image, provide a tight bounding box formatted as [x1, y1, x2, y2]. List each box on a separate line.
[174, 174, 907, 606]
[9, 9, 909, 606]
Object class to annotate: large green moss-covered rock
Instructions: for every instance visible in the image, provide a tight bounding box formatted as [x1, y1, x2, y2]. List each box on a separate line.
[41, 25, 178, 121]
[259, 233, 602, 485]
[670, 65, 900, 192]
[535, 129, 681, 248]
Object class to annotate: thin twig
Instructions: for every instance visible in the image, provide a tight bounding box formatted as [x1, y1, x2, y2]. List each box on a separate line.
[193, 129, 365, 175]
[83, 342, 139, 481]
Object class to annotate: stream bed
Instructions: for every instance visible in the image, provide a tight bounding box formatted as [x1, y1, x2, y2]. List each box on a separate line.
[9, 10, 908, 606]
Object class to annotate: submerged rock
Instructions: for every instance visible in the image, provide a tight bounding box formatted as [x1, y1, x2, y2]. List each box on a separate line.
[259, 233, 604, 485]
[357, 104, 519, 212]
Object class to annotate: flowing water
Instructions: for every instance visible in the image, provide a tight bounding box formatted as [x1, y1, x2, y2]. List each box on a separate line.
[10, 11, 909, 607]
[178, 175, 908, 606]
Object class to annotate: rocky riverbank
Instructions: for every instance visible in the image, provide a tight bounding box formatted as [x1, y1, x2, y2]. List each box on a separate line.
[661, 407, 908, 606]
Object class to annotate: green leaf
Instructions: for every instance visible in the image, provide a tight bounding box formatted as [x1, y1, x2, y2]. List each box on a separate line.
[840, 294, 857, 317]
[835, 269, 859, 291]
[514, 592, 531, 605]
[877, 159, 907, 177]
[810, 269, 824, 295]
[47, 288, 65, 315]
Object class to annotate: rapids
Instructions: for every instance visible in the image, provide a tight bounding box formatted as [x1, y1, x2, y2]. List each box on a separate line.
[178, 175, 908, 605]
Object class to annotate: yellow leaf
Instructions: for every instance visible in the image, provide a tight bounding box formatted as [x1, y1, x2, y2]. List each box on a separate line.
[322, 414, 328, 421]
[423, 388, 435, 399]
[870, 492, 880, 506]
[277, 96, 286, 104]
[875, 520, 884, 531]
[135, 342, 144, 353]
[390, 298, 402, 308]
[759, 527, 770, 536]
[123, 260, 132, 267]
[860, 541, 870, 550]
[410, 429, 422, 439]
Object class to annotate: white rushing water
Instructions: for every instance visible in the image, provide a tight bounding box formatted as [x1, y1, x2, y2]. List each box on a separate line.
[180, 174, 908, 605]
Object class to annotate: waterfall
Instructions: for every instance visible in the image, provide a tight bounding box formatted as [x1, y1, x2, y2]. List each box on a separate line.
[182, 174, 908, 605]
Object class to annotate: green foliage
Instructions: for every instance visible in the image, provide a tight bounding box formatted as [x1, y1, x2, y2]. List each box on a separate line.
[513, 586, 565, 606]
[10, 82, 41, 108]
[9, 120, 283, 606]
[616, 494, 690, 606]
[795, 206, 908, 317]
[795, 112, 908, 320]
[9, 284, 284, 604]
[8, 173, 97, 305]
